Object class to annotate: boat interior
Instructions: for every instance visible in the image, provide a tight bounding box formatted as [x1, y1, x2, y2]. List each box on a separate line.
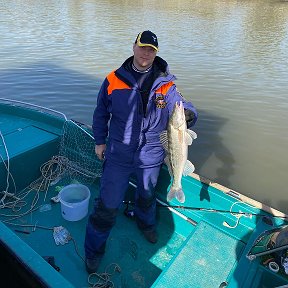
[0, 100, 288, 288]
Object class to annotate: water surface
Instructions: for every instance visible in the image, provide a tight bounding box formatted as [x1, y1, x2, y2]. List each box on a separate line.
[0, 0, 288, 212]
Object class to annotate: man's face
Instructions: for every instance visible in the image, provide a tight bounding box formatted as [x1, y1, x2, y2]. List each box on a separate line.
[133, 44, 157, 70]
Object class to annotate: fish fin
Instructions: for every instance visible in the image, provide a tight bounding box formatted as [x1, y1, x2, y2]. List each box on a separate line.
[159, 131, 168, 151]
[164, 156, 173, 177]
[187, 129, 197, 140]
[185, 133, 193, 145]
[183, 160, 195, 176]
[167, 188, 185, 203]
[186, 129, 197, 145]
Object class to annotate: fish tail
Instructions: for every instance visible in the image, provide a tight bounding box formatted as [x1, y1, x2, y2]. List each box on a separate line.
[167, 188, 176, 202]
[176, 189, 185, 203]
[167, 188, 185, 203]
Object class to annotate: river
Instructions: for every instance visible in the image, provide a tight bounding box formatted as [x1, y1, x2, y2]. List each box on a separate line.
[0, 0, 287, 212]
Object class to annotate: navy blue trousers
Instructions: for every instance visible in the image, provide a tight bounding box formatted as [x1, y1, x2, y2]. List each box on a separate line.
[84, 160, 161, 259]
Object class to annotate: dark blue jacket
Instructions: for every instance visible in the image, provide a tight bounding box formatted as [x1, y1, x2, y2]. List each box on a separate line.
[92, 56, 198, 168]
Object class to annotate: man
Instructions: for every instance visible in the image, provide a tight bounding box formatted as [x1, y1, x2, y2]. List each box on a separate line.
[84, 30, 198, 273]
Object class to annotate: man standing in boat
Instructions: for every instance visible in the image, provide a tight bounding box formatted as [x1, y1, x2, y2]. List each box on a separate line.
[84, 30, 198, 273]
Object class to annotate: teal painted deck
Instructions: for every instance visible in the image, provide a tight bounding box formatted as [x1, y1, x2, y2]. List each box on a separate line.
[0, 221, 74, 288]
[152, 221, 245, 288]
[1, 177, 193, 287]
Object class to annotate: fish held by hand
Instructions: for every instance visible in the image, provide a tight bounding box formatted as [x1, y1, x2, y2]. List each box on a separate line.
[160, 101, 197, 203]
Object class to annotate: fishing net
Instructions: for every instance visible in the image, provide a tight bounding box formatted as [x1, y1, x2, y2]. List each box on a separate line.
[58, 120, 103, 182]
[26, 120, 103, 194]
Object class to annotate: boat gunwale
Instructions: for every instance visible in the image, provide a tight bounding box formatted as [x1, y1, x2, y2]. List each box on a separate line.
[0, 97, 68, 121]
[191, 172, 288, 219]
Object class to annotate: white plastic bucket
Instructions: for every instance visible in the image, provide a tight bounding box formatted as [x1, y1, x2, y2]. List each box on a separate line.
[59, 184, 90, 221]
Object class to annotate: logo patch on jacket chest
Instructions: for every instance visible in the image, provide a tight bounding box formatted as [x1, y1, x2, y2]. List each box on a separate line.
[155, 95, 167, 109]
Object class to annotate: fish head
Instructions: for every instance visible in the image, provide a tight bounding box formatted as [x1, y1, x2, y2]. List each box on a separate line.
[170, 101, 185, 128]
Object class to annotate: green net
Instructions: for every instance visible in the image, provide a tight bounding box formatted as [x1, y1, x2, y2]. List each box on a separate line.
[57, 120, 103, 184]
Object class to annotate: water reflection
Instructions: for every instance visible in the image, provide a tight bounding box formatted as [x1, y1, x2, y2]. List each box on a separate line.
[0, 62, 100, 124]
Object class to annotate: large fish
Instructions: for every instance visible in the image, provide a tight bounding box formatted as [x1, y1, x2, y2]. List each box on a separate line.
[160, 101, 197, 203]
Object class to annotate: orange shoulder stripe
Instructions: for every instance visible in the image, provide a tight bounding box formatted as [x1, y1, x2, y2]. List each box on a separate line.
[106, 71, 131, 95]
[155, 81, 174, 96]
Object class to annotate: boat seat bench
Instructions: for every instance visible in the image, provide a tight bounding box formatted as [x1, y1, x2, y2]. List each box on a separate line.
[0, 125, 60, 191]
[152, 221, 245, 288]
[0, 125, 59, 159]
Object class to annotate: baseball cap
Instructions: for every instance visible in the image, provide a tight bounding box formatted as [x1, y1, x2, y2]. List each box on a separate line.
[135, 30, 158, 51]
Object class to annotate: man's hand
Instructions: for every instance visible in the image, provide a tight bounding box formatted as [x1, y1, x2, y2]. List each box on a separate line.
[95, 144, 106, 160]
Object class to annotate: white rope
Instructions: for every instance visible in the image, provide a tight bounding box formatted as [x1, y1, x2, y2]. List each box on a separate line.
[0, 136, 59, 220]
[87, 263, 121, 288]
[0, 130, 18, 205]
[223, 201, 256, 229]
